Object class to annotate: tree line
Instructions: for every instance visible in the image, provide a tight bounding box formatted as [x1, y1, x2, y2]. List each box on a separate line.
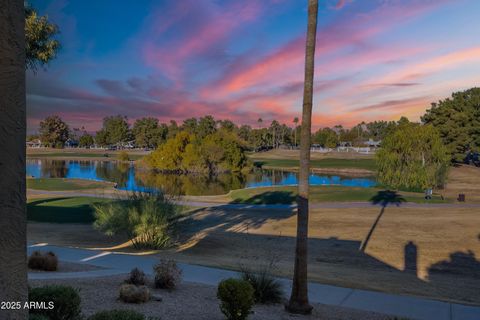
[29, 114, 413, 150]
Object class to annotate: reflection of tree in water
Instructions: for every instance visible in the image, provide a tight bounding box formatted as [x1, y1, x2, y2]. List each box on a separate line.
[135, 170, 246, 196]
[95, 161, 130, 187]
[41, 160, 67, 178]
[248, 168, 291, 185]
[78, 160, 93, 173]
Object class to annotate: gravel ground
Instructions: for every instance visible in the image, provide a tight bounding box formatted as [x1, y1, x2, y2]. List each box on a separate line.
[29, 260, 106, 273]
[29, 275, 397, 320]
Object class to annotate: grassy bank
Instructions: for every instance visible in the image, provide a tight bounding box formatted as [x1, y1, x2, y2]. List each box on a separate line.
[27, 197, 110, 223]
[253, 158, 376, 171]
[27, 178, 113, 191]
[27, 152, 145, 160]
[229, 185, 446, 204]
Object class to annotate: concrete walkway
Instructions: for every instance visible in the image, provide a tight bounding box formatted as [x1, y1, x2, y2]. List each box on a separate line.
[28, 244, 480, 320]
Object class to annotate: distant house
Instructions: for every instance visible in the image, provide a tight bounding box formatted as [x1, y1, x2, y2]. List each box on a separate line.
[365, 139, 381, 148]
[26, 139, 42, 148]
[65, 138, 79, 148]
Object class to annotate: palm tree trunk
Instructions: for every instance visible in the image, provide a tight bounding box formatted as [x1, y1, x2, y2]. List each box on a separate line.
[0, 1, 27, 319]
[286, 0, 317, 314]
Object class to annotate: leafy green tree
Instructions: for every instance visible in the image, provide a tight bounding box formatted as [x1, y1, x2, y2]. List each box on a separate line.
[312, 128, 338, 148]
[376, 124, 449, 190]
[269, 120, 281, 148]
[366, 121, 396, 140]
[422, 88, 480, 161]
[293, 117, 299, 146]
[146, 130, 249, 174]
[147, 131, 192, 170]
[167, 120, 179, 139]
[218, 119, 237, 132]
[96, 115, 131, 146]
[25, 5, 60, 70]
[238, 125, 251, 142]
[181, 117, 198, 134]
[197, 115, 217, 138]
[132, 117, 163, 148]
[39, 115, 69, 148]
[79, 133, 94, 148]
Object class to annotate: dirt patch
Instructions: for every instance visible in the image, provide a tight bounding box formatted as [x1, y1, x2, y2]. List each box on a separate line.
[29, 275, 393, 319]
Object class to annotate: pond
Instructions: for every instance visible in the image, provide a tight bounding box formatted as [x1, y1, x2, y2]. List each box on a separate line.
[26, 159, 376, 195]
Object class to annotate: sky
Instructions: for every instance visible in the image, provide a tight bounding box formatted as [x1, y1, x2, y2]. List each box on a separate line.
[27, 0, 480, 133]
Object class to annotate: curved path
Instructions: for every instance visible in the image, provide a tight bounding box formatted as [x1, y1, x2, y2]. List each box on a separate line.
[27, 189, 480, 210]
[28, 244, 479, 320]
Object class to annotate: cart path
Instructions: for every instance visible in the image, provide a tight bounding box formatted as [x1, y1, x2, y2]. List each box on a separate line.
[28, 244, 480, 320]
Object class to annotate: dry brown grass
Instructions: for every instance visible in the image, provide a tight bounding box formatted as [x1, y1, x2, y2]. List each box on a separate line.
[28, 205, 480, 305]
[443, 165, 480, 202]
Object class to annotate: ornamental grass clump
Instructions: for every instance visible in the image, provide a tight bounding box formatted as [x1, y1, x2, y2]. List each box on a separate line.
[93, 191, 179, 249]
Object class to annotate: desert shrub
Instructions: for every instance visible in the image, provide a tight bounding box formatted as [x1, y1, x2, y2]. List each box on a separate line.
[93, 191, 179, 249]
[119, 284, 150, 303]
[241, 268, 283, 304]
[124, 267, 147, 286]
[28, 251, 58, 271]
[29, 285, 81, 320]
[153, 259, 182, 289]
[88, 309, 145, 320]
[217, 278, 254, 320]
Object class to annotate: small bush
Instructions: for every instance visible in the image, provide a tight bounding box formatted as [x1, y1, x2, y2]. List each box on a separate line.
[153, 259, 182, 290]
[29, 285, 81, 320]
[118, 151, 130, 161]
[119, 284, 150, 303]
[241, 269, 283, 304]
[28, 251, 58, 271]
[124, 268, 147, 286]
[217, 278, 254, 320]
[88, 309, 145, 320]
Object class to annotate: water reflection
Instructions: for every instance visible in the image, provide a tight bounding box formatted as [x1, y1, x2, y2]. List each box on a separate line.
[26, 159, 376, 195]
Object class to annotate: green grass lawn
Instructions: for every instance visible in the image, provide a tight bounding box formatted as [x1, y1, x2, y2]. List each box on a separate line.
[229, 185, 446, 204]
[252, 158, 377, 171]
[27, 197, 110, 223]
[27, 152, 144, 160]
[27, 178, 112, 191]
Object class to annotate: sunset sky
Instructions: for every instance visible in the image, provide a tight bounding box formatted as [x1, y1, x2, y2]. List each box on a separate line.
[27, 0, 480, 133]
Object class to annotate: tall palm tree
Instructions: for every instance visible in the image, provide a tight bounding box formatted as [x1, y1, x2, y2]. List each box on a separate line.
[286, 0, 318, 314]
[257, 117, 263, 128]
[0, 1, 27, 319]
[293, 117, 299, 146]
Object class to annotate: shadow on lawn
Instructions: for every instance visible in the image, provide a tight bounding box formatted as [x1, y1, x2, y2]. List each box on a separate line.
[231, 191, 296, 205]
[359, 190, 406, 252]
[27, 197, 102, 224]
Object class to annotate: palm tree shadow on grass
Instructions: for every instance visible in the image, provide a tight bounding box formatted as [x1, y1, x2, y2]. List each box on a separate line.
[359, 190, 406, 252]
